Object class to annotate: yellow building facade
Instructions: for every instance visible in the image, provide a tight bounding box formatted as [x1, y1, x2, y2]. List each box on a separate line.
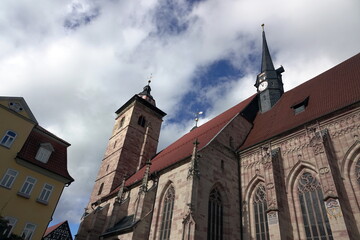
[0, 97, 74, 240]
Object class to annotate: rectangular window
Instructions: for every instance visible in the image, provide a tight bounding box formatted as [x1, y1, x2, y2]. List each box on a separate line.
[18, 177, 37, 198]
[0, 130, 17, 148]
[37, 184, 54, 204]
[0, 169, 18, 189]
[21, 223, 36, 240]
[2, 217, 17, 237]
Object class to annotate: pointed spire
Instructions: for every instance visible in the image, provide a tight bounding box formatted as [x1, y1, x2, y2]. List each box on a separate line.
[261, 24, 275, 72]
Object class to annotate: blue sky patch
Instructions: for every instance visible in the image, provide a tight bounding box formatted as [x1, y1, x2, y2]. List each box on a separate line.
[167, 59, 243, 124]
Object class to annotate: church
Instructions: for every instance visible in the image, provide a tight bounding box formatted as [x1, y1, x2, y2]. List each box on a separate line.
[75, 29, 360, 240]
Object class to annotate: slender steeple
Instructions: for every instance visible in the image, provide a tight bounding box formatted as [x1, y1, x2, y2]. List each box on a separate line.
[255, 24, 285, 113]
[261, 24, 275, 72]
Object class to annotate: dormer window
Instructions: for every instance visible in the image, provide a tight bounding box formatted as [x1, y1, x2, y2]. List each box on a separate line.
[35, 143, 54, 163]
[291, 97, 309, 115]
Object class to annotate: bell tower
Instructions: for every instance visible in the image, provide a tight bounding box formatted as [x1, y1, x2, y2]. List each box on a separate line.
[255, 25, 285, 113]
[88, 80, 166, 205]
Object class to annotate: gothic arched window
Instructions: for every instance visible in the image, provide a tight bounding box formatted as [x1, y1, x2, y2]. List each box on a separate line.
[138, 116, 146, 127]
[253, 184, 269, 240]
[207, 188, 223, 240]
[356, 158, 360, 185]
[298, 172, 333, 240]
[159, 186, 175, 240]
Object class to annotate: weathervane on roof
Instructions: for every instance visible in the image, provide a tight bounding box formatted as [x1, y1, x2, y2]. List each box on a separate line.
[190, 111, 203, 131]
[147, 73, 153, 86]
[194, 111, 203, 128]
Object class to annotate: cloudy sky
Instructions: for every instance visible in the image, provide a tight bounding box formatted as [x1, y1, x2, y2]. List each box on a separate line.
[1, 0, 360, 236]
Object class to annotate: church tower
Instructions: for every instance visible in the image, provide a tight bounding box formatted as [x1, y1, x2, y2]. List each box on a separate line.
[255, 25, 285, 113]
[88, 81, 166, 205]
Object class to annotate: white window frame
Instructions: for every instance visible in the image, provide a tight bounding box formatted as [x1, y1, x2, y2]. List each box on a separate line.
[37, 183, 54, 204]
[2, 216, 17, 237]
[18, 176, 37, 198]
[21, 223, 36, 240]
[35, 143, 54, 163]
[0, 168, 18, 189]
[0, 130, 17, 148]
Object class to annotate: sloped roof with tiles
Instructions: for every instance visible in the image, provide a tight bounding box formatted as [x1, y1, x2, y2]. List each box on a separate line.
[241, 52, 360, 150]
[43, 220, 73, 240]
[17, 125, 74, 183]
[102, 52, 360, 202]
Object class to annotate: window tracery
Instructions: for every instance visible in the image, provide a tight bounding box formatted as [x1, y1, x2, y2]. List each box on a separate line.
[298, 172, 333, 240]
[159, 186, 175, 240]
[253, 184, 269, 240]
[207, 188, 223, 240]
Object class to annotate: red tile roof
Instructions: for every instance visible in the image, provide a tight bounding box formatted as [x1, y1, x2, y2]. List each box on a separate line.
[104, 52, 360, 201]
[43, 221, 66, 237]
[17, 125, 74, 183]
[241, 52, 360, 149]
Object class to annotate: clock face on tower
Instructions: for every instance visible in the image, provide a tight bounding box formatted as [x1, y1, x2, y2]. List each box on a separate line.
[258, 81, 268, 92]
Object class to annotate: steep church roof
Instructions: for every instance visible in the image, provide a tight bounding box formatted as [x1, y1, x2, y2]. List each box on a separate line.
[125, 53, 360, 188]
[241, 52, 360, 150]
[102, 52, 360, 202]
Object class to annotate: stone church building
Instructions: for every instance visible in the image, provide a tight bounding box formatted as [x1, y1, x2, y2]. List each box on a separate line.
[76, 30, 360, 240]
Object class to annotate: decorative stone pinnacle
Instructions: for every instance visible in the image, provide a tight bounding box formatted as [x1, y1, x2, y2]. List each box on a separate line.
[116, 174, 127, 203]
[188, 138, 200, 179]
[140, 159, 152, 193]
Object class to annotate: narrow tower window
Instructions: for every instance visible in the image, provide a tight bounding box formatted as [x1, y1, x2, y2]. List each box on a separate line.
[138, 116, 146, 127]
[98, 183, 104, 195]
[119, 117, 125, 128]
[207, 188, 223, 240]
[356, 158, 360, 185]
[253, 184, 269, 240]
[298, 172, 333, 240]
[159, 185, 175, 240]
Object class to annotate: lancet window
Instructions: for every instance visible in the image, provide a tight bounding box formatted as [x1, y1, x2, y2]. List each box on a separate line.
[298, 172, 333, 240]
[253, 184, 269, 240]
[207, 188, 223, 240]
[159, 186, 175, 240]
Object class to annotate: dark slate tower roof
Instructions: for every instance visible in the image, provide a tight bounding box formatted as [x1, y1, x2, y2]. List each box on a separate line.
[256, 26, 285, 113]
[261, 28, 275, 72]
[138, 81, 156, 106]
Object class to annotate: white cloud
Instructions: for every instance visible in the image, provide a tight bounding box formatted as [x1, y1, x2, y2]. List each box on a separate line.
[1, 0, 359, 233]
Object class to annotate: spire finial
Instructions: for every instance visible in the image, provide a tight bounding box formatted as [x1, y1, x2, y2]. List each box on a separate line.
[194, 111, 203, 128]
[147, 73, 152, 86]
[261, 23, 265, 32]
